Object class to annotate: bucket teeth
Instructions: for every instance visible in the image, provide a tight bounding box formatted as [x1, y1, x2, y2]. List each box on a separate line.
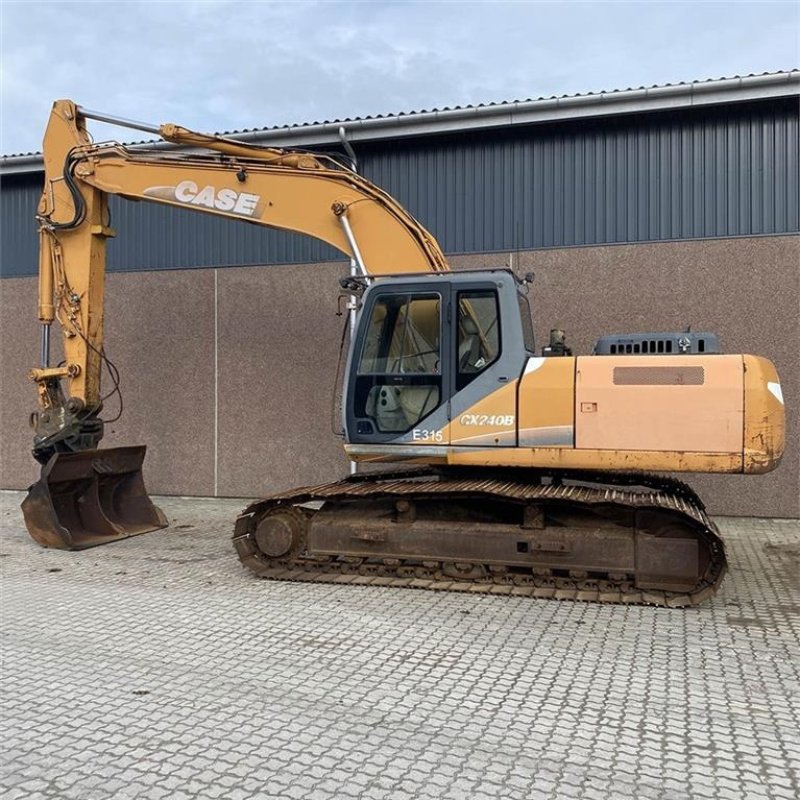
[21, 445, 168, 550]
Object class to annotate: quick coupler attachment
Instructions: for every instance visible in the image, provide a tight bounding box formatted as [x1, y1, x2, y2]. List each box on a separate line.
[21, 445, 168, 550]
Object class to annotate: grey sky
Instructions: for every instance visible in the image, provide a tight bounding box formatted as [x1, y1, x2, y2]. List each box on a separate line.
[1, 0, 797, 156]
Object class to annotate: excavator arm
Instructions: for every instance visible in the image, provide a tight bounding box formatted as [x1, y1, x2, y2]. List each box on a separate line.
[36, 100, 447, 423]
[24, 99, 449, 549]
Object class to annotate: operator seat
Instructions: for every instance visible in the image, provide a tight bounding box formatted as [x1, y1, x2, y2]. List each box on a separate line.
[459, 315, 482, 372]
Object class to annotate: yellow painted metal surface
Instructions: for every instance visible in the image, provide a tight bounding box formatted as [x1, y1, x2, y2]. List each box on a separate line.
[446, 446, 744, 473]
[37, 102, 110, 407]
[743, 355, 785, 473]
[446, 381, 518, 446]
[517, 357, 575, 447]
[84, 155, 447, 274]
[346, 442, 744, 472]
[347, 348, 785, 476]
[346, 443, 744, 472]
[575, 354, 745, 453]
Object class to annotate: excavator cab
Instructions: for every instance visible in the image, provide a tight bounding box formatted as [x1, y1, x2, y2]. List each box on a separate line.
[344, 269, 532, 450]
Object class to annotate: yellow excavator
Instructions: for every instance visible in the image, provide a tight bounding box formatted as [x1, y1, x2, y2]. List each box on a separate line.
[22, 99, 785, 606]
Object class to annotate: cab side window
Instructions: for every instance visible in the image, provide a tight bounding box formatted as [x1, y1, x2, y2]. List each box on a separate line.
[457, 291, 500, 391]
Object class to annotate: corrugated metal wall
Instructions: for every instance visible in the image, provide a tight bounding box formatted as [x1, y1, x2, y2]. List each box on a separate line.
[1, 98, 797, 278]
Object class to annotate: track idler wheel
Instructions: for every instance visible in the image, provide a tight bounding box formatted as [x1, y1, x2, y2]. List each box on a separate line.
[254, 507, 307, 559]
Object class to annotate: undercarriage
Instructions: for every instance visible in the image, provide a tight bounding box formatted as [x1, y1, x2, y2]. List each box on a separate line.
[233, 468, 726, 607]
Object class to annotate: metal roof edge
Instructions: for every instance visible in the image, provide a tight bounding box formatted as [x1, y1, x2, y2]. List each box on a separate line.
[2, 70, 798, 175]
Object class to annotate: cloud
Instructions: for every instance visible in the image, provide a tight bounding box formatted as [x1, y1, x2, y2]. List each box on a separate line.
[1, 0, 797, 155]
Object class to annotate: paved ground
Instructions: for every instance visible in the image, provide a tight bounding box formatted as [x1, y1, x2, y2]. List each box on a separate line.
[0, 491, 798, 800]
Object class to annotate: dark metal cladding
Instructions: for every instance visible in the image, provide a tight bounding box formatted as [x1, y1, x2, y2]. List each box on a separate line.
[21, 445, 168, 549]
[2, 98, 798, 278]
[233, 468, 726, 608]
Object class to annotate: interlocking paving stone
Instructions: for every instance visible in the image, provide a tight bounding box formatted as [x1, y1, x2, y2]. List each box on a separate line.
[0, 492, 798, 799]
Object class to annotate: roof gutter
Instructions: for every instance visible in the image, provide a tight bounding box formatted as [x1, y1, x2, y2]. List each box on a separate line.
[2, 71, 798, 176]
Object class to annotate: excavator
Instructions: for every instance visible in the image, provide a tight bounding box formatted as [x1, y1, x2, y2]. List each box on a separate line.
[21, 99, 785, 607]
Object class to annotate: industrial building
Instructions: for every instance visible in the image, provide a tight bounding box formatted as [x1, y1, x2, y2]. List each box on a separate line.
[1, 71, 798, 516]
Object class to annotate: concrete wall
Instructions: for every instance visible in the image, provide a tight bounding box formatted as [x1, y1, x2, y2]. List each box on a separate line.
[1, 234, 797, 516]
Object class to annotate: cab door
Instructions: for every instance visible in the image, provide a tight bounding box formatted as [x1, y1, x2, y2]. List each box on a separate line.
[346, 284, 452, 444]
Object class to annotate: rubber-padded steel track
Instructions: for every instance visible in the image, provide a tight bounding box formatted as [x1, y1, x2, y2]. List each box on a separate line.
[233, 468, 726, 607]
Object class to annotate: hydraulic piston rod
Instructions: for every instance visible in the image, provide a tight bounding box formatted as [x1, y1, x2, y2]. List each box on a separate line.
[76, 106, 160, 135]
[335, 210, 367, 275]
[40, 324, 50, 368]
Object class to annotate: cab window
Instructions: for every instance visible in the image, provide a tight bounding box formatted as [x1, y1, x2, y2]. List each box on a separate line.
[518, 292, 535, 353]
[356, 294, 441, 433]
[456, 291, 500, 391]
[359, 295, 440, 375]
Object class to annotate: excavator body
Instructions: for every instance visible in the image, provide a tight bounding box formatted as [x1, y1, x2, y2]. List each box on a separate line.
[233, 270, 783, 607]
[22, 100, 786, 604]
[339, 271, 784, 474]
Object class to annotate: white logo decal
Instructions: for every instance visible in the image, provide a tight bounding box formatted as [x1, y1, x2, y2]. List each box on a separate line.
[767, 381, 784, 405]
[524, 357, 546, 375]
[412, 429, 444, 442]
[459, 414, 515, 427]
[144, 181, 263, 217]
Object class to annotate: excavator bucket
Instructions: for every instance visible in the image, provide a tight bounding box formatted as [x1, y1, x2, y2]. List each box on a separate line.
[21, 445, 168, 550]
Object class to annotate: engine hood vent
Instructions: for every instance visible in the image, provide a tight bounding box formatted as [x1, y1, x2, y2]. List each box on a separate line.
[593, 332, 720, 356]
